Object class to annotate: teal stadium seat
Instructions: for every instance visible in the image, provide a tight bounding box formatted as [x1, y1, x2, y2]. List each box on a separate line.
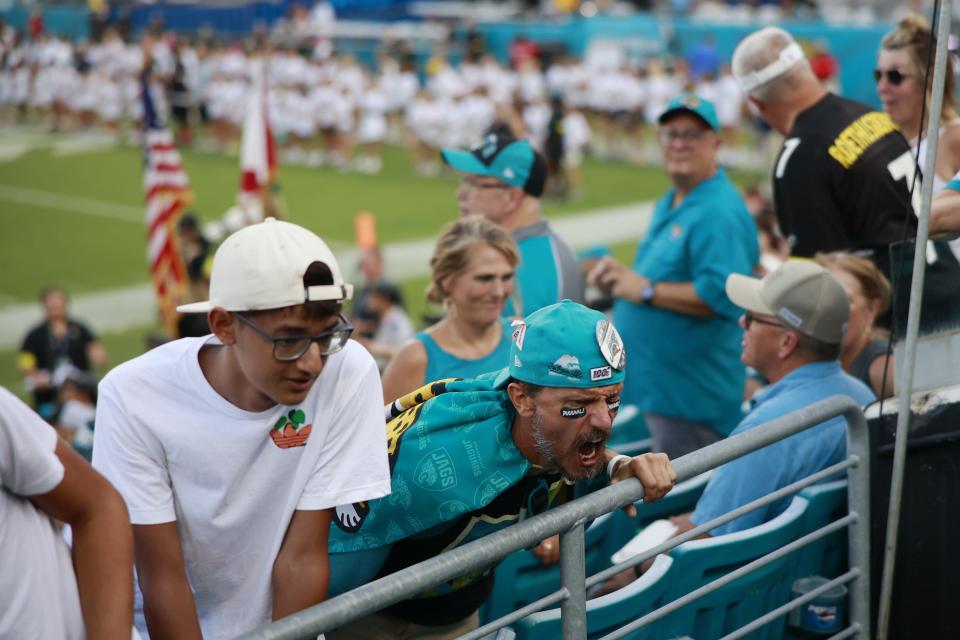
[483, 509, 623, 622]
[780, 480, 849, 640]
[483, 472, 711, 623]
[658, 496, 810, 640]
[600, 471, 713, 563]
[510, 554, 675, 640]
[793, 479, 848, 579]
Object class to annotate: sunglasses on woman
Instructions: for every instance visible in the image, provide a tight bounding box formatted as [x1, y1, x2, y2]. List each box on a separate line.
[874, 68, 911, 86]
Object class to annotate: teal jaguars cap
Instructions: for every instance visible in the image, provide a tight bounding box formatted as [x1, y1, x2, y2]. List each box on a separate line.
[658, 93, 720, 132]
[492, 300, 627, 390]
[441, 132, 547, 197]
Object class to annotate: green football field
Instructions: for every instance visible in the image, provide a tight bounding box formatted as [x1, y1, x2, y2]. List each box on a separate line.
[0, 130, 765, 397]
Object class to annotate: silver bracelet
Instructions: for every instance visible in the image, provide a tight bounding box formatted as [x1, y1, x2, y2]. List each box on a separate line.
[607, 454, 632, 479]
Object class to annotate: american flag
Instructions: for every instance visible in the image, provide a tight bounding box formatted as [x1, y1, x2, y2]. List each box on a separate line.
[141, 66, 193, 337]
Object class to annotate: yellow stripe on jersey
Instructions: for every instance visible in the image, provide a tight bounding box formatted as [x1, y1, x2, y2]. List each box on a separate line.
[828, 112, 899, 169]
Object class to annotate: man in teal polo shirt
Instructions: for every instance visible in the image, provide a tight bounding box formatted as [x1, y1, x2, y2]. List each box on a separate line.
[590, 94, 759, 457]
[442, 131, 584, 317]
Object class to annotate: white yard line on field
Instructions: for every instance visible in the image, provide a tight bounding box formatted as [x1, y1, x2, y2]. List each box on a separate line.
[0, 199, 655, 348]
[0, 183, 145, 223]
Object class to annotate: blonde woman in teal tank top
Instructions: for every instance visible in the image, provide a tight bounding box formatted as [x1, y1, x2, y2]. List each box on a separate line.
[381, 216, 520, 404]
[415, 317, 514, 383]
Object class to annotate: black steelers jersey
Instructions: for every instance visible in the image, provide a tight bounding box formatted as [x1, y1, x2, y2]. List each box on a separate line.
[772, 93, 917, 276]
[773, 94, 960, 335]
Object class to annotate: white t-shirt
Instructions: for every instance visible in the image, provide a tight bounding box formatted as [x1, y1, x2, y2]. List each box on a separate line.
[0, 386, 85, 640]
[92, 337, 391, 639]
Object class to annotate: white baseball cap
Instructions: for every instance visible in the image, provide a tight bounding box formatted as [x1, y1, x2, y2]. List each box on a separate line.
[177, 217, 353, 314]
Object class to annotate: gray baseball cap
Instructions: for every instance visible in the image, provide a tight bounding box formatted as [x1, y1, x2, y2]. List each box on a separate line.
[725, 260, 849, 344]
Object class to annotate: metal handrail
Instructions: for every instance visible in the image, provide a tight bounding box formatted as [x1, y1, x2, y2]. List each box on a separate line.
[460, 458, 854, 640]
[588, 457, 855, 588]
[599, 514, 858, 640]
[240, 395, 870, 640]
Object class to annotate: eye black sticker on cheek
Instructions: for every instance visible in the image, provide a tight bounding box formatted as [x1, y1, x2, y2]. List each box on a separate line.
[560, 407, 587, 419]
[606, 400, 621, 413]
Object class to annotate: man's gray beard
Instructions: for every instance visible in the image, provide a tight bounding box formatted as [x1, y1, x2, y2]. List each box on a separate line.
[531, 409, 563, 476]
[530, 409, 606, 482]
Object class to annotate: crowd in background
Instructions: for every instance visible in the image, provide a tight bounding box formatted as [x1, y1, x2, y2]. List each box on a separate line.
[0, 19, 771, 179]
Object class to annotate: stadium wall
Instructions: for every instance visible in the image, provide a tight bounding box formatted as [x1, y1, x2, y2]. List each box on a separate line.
[0, 5, 90, 40]
[111, 0, 411, 36]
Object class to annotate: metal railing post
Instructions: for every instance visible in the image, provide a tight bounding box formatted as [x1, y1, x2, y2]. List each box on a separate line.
[843, 406, 872, 640]
[877, 3, 952, 637]
[559, 521, 588, 640]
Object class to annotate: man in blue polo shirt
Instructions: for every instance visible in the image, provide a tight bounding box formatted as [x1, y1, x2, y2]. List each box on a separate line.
[442, 131, 584, 317]
[590, 94, 759, 454]
[690, 260, 876, 534]
[594, 261, 876, 597]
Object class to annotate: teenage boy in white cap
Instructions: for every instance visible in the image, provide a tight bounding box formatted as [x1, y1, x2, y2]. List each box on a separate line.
[596, 260, 875, 595]
[92, 218, 392, 639]
[326, 300, 676, 639]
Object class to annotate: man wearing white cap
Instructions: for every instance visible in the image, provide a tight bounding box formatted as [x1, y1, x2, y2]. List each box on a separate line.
[688, 260, 876, 536]
[731, 26, 960, 290]
[92, 218, 391, 639]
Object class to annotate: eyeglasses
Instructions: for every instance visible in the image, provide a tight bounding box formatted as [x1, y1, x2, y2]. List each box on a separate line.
[743, 312, 786, 330]
[658, 128, 709, 144]
[874, 68, 912, 86]
[234, 313, 353, 361]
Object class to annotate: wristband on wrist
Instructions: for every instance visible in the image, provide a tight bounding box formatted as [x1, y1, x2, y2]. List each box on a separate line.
[607, 454, 632, 479]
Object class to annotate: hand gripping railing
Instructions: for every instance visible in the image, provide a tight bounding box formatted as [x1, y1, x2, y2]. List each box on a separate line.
[240, 395, 870, 640]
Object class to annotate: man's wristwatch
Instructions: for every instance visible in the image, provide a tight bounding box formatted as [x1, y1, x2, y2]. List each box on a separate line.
[640, 281, 656, 305]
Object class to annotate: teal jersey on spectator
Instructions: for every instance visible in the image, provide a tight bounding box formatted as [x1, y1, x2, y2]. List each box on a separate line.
[416, 318, 513, 384]
[504, 220, 584, 317]
[613, 170, 759, 436]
